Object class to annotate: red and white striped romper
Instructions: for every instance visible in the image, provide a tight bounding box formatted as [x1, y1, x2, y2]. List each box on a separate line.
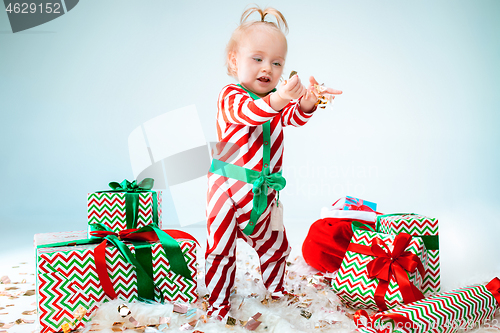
[205, 83, 315, 319]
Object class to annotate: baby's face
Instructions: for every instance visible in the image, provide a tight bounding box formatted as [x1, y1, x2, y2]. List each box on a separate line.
[232, 28, 287, 98]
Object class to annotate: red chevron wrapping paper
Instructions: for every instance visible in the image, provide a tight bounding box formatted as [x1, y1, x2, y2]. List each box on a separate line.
[355, 278, 500, 333]
[332, 229, 428, 311]
[87, 191, 162, 234]
[35, 230, 197, 333]
[377, 213, 440, 295]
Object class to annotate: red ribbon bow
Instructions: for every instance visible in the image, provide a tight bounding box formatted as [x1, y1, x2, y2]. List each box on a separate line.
[486, 277, 500, 305]
[348, 232, 425, 311]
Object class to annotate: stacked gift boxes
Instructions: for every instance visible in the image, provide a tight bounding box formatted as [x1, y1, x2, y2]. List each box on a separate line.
[35, 179, 198, 333]
[318, 196, 500, 332]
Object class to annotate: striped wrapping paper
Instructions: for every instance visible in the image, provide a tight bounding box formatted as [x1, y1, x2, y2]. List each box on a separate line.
[355, 278, 500, 333]
[87, 191, 162, 234]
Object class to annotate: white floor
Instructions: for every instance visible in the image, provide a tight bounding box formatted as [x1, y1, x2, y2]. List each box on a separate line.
[0, 247, 37, 333]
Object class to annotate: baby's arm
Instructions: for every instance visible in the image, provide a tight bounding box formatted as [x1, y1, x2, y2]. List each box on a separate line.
[280, 99, 315, 127]
[278, 75, 315, 127]
[219, 85, 280, 126]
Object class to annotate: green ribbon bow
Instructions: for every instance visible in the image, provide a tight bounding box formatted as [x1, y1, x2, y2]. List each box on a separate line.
[248, 168, 286, 232]
[98, 178, 158, 229]
[252, 168, 286, 195]
[109, 178, 154, 191]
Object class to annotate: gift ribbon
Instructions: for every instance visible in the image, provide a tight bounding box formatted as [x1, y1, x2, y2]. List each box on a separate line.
[89, 223, 195, 281]
[347, 232, 425, 311]
[353, 309, 412, 333]
[376, 214, 439, 251]
[351, 220, 376, 233]
[92, 231, 155, 300]
[345, 197, 376, 212]
[97, 178, 158, 229]
[486, 277, 500, 305]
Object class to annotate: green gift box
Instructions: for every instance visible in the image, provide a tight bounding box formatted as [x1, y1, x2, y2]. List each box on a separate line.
[87, 178, 162, 235]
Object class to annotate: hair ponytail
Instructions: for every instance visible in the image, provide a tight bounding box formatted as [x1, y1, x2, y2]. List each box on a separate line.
[240, 6, 289, 34]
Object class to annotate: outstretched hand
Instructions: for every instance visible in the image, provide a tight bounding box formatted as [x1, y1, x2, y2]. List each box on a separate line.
[308, 76, 343, 96]
[300, 76, 342, 113]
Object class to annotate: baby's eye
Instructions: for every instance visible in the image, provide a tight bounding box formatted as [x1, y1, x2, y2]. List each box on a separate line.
[253, 58, 262, 62]
[273, 62, 282, 67]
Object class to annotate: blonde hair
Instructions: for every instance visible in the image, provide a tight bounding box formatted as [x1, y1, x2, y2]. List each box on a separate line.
[226, 6, 289, 77]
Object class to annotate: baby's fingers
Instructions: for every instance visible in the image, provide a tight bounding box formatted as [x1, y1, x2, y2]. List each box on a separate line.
[309, 76, 319, 87]
[286, 74, 299, 89]
[324, 87, 343, 95]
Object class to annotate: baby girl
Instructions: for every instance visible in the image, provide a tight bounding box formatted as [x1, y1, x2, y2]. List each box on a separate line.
[205, 6, 341, 319]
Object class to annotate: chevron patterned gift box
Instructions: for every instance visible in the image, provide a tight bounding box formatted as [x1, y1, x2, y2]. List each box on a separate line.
[377, 213, 440, 295]
[354, 277, 500, 333]
[332, 229, 428, 311]
[35, 230, 197, 333]
[87, 190, 162, 235]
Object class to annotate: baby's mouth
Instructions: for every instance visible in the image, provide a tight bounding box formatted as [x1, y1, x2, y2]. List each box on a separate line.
[257, 76, 271, 83]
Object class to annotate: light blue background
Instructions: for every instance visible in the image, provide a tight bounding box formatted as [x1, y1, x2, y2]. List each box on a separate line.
[1, 0, 499, 287]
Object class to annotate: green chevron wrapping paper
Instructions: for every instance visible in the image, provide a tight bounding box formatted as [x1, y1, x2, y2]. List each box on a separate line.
[377, 213, 440, 295]
[87, 191, 162, 234]
[354, 278, 500, 333]
[35, 230, 197, 333]
[332, 229, 428, 311]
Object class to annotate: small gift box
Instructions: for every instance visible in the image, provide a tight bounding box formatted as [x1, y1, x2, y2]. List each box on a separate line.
[332, 229, 428, 311]
[354, 277, 500, 333]
[334, 196, 378, 212]
[377, 213, 440, 295]
[35, 226, 197, 333]
[321, 196, 378, 222]
[87, 178, 162, 236]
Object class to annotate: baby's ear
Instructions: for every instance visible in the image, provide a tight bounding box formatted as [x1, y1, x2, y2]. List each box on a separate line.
[228, 51, 237, 74]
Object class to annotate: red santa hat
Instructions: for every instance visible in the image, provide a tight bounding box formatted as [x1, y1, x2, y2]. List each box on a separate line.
[302, 217, 375, 273]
